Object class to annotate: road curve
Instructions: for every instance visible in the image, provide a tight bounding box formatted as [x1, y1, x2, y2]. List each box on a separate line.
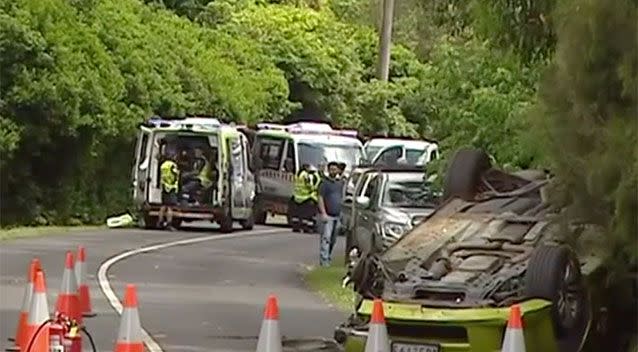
[0, 223, 346, 351]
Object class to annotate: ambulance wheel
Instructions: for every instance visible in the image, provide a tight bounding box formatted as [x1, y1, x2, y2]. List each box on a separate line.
[254, 200, 267, 225]
[138, 212, 158, 229]
[240, 212, 255, 230]
[219, 216, 234, 233]
[171, 218, 182, 229]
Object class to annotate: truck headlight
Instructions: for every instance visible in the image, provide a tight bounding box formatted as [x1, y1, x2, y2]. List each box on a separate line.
[383, 222, 408, 238]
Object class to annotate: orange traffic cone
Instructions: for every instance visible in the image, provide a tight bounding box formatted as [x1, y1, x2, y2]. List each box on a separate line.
[114, 284, 144, 352]
[364, 299, 390, 352]
[8, 258, 42, 351]
[75, 245, 95, 317]
[255, 294, 282, 352]
[501, 304, 526, 352]
[24, 271, 50, 352]
[55, 251, 82, 324]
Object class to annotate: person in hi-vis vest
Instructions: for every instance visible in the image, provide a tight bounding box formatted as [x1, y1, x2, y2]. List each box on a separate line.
[158, 147, 180, 230]
[289, 164, 320, 233]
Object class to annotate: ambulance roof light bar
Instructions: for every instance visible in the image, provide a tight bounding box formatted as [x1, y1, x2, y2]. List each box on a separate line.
[256, 122, 358, 137]
[146, 116, 221, 129]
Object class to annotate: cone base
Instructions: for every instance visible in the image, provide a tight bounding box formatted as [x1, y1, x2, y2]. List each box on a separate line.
[114, 342, 144, 352]
[78, 285, 93, 314]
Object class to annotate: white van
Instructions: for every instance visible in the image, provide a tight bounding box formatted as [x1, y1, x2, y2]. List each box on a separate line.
[132, 116, 255, 232]
[249, 122, 365, 225]
[363, 138, 440, 167]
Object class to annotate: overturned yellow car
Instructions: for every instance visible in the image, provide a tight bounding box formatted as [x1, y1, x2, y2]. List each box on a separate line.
[334, 148, 635, 352]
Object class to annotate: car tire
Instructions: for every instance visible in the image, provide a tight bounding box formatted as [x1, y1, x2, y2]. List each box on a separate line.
[171, 218, 182, 229]
[525, 244, 587, 339]
[240, 212, 254, 231]
[443, 148, 491, 201]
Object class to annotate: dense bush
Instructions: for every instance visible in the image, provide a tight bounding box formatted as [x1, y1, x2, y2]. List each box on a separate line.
[402, 33, 541, 170]
[0, 0, 288, 225]
[530, 0, 637, 270]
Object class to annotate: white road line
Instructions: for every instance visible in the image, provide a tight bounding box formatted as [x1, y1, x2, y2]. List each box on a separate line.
[97, 228, 283, 352]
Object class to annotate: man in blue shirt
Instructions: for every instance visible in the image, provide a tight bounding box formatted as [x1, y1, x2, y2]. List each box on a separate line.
[318, 161, 345, 266]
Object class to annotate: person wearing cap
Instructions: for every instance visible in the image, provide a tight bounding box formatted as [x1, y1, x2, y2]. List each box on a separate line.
[318, 161, 345, 266]
[158, 147, 180, 230]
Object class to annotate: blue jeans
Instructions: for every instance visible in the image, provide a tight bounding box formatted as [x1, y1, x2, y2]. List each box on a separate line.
[320, 216, 340, 267]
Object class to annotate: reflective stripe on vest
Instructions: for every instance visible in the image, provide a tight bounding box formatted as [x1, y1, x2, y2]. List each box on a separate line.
[293, 170, 311, 203]
[307, 172, 321, 201]
[160, 160, 179, 192]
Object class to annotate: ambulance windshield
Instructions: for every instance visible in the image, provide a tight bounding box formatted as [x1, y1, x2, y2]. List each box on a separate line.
[297, 140, 363, 171]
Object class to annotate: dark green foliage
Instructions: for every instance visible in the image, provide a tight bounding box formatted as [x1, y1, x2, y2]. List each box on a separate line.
[531, 0, 637, 270]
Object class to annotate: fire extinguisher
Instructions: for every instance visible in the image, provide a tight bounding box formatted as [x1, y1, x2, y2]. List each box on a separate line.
[48, 313, 82, 352]
[49, 320, 66, 352]
[25, 313, 95, 352]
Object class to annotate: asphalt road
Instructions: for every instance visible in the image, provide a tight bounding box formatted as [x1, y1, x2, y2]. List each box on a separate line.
[0, 222, 347, 351]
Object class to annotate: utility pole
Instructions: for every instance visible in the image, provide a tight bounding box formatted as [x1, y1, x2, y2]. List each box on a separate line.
[376, 0, 395, 82]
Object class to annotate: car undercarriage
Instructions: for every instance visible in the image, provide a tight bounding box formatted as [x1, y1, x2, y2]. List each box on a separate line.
[336, 148, 632, 352]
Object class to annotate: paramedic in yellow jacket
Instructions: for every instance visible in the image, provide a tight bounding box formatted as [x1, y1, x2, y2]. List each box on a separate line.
[158, 148, 180, 230]
[289, 164, 320, 233]
[182, 147, 215, 204]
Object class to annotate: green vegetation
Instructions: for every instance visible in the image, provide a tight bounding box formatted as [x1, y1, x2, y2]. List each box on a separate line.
[304, 260, 352, 311]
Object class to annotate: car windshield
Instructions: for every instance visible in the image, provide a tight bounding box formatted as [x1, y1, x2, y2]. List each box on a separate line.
[405, 148, 426, 164]
[382, 175, 437, 208]
[297, 141, 363, 170]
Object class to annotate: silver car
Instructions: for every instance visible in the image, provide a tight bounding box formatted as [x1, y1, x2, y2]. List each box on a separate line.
[342, 167, 439, 257]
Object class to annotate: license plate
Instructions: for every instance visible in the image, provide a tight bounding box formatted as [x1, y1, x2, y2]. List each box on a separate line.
[391, 342, 440, 352]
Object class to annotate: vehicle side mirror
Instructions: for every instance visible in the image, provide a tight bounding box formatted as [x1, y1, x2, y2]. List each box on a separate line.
[355, 196, 370, 208]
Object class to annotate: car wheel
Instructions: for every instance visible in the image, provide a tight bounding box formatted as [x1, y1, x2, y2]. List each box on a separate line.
[525, 244, 587, 338]
[443, 148, 491, 201]
[171, 218, 182, 229]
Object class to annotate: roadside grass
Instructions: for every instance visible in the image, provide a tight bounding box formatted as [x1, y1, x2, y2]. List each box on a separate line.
[0, 225, 104, 242]
[304, 257, 356, 311]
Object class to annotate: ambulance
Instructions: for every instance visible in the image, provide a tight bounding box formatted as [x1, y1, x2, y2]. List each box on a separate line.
[250, 122, 365, 225]
[131, 116, 255, 232]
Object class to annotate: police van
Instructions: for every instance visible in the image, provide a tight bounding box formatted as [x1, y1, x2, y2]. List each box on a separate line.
[132, 116, 255, 232]
[250, 122, 365, 225]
